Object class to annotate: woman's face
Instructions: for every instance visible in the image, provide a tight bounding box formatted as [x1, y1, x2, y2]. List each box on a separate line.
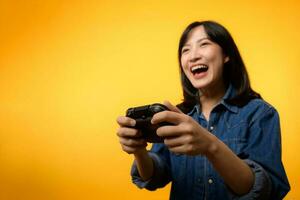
[180, 25, 229, 91]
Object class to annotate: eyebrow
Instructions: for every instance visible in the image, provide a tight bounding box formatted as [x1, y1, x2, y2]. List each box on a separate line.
[183, 37, 209, 47]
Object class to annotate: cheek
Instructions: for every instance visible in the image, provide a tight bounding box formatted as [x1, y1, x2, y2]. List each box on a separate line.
[180, 66, 190, 80]
[208, 51, 225, 71]
[211, 63, 224, 79]
[181, 66, 188, 77]
[180, 57, 184, 67]
[181, 63, 189, 76]
[180, 57, 188, 70]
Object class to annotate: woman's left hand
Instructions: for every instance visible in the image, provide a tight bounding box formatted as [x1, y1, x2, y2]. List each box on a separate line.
[152, 101, 216, 156]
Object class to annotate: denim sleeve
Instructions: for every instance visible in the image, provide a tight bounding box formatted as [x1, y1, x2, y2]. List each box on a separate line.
[131, 151, 171, 191]
[239, 106, 290, 199]
[228, 159, 272, 199]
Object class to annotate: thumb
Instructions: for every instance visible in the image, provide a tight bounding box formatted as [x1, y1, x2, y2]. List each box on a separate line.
[163, 100, 183, 113]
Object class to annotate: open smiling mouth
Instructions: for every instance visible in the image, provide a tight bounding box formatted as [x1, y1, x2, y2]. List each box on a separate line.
[191, 65, 208, 75]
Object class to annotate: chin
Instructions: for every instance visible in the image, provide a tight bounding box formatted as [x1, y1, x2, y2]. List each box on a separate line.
[191, 81, 210, 90]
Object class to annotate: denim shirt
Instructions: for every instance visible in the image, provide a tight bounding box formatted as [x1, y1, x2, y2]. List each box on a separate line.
[131, 85, 290, 200]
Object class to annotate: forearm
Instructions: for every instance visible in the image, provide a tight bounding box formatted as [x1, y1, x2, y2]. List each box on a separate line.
[134, 149, 154, 181]
[206, 135, 254, 195]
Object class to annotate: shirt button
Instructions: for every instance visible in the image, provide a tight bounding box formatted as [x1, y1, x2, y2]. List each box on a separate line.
[209, 126, 214, 131]
[208, 178, 213, 184]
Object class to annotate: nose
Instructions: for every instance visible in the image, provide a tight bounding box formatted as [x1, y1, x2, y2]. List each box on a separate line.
[189, 47, 201, 63]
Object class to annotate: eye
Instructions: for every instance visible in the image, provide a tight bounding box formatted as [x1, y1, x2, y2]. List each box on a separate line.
[200, 42, 209, 47]
[181, 48, 189, 53]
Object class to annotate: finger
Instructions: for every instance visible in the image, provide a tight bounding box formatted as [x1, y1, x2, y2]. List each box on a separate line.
[151, 110, 184, 125]
[163, 100, 183, 113]
[116, 116, 136, 127]
[156, 125, 183, 137]
[163, 135, 186, 148]
[119, 137, 146, 147]
[121, 144, 136, 154]
[117, 127, 142, 137]
[121, 143, 147, 154]
[168, 145, 188, 155]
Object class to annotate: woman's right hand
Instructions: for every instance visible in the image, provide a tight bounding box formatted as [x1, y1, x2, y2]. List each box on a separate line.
[117, 116, 154, 181]
[116, 116, 147, 155]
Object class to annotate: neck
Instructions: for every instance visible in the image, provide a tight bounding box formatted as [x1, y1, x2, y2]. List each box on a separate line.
[199, 82, 226, 120]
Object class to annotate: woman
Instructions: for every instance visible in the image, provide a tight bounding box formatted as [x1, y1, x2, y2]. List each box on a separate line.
[116, 21, 290, 199]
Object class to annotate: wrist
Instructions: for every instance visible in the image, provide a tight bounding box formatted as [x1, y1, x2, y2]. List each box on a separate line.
[205, 134, 220, 159]
[134, 148, 148, 158]
[133, 148, 154, 181]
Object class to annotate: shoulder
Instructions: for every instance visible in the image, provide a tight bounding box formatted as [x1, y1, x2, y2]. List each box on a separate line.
[245, 98, 275, 112]
[238, 98, 279, 124]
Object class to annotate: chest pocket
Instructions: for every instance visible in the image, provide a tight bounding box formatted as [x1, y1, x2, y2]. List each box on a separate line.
[223, 138, 247, 157]
[220, 121, 248, 157]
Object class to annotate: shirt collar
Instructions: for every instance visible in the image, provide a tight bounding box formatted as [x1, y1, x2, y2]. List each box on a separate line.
[187, 104, 200, 116]
[220, 84, 239, 113]
[187, 84, 239, 116]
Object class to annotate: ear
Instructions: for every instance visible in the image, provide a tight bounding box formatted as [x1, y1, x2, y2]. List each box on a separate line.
[224, 56, 230, 63]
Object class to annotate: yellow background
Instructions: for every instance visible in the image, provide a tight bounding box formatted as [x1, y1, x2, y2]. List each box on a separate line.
[0, 0, 299, 199]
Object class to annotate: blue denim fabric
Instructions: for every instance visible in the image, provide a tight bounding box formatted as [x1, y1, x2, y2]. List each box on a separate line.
[131, 85, 290, 200]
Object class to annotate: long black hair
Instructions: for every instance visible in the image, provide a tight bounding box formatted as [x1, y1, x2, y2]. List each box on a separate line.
[176, 21, 261, 113]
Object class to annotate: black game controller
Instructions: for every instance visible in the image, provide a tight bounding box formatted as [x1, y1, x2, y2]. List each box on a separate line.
[126, 103, 171, 143]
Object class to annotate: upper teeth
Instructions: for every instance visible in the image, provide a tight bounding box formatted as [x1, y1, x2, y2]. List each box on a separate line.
[191, 65, 208, 72]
